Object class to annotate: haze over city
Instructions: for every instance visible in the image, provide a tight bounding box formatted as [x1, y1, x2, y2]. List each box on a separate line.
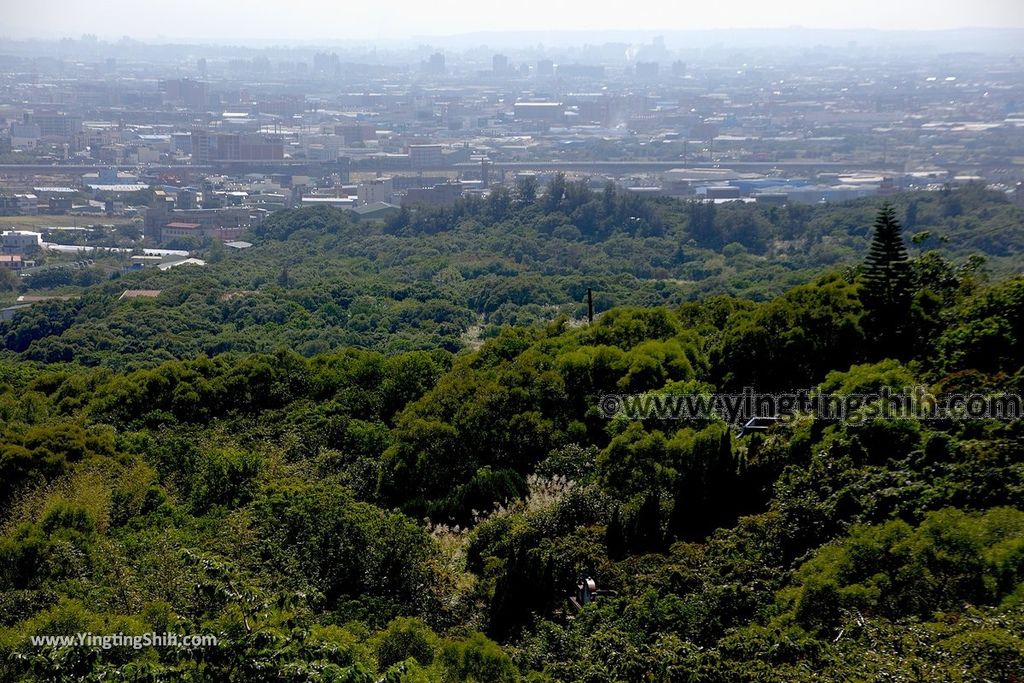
[4, 0, 1024, 41]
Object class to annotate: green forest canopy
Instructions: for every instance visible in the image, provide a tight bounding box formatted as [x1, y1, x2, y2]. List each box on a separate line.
[0, 188, 1021, 680]
[1, 182, 1020, 371]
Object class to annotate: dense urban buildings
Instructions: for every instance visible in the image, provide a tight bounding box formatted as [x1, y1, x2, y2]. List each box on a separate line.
[0, 31, 1022, 246]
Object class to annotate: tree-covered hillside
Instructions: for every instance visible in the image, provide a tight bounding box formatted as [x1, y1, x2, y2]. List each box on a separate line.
[0, 192, 1022, 681]
[1, 182, 1021, 371]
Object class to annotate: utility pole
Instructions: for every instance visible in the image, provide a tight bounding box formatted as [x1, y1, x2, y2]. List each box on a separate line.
[587, 288, 594, 323]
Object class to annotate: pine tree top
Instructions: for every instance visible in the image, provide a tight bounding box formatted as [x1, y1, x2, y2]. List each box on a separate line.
[861, 202, 912, 310]
[863, 204, 909, 279]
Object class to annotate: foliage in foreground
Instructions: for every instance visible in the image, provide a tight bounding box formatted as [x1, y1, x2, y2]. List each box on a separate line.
[0, 200, 1022, 680]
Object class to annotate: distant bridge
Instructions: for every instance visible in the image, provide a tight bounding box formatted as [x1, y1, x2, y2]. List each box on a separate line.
[0, 160, 349, 177]
[474, 159, 903, 174]
[0, 157, 902, 180]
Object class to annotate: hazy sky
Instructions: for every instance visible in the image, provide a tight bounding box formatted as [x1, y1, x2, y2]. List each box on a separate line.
[3, 0, 1023, 42]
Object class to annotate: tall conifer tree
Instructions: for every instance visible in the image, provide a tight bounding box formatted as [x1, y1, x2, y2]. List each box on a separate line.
[861, 203, 913, 354]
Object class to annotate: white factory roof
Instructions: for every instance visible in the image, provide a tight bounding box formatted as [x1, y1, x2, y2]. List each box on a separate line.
[86, 184, 149, 192]
[158, 258, 206, 271]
